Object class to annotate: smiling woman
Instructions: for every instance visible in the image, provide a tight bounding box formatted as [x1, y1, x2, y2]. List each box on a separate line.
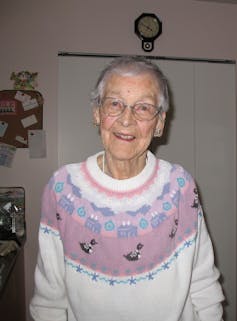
[30, 56, 225, 321]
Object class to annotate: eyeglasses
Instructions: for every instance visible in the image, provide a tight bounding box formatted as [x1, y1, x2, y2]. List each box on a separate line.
[100, 97, 162, 121]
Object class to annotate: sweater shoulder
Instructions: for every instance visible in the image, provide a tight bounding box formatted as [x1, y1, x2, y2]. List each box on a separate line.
[42, 162, 83, 197]
[51, 162, 83, 181]
[159, 159, 195, 183]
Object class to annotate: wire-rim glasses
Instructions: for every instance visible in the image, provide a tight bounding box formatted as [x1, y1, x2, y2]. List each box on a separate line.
[100, 97, 162, 121]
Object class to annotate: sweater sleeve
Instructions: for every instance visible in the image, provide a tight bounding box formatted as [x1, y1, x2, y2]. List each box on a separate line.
[30, 180, 68, 321]
[189, 190, 225, 320]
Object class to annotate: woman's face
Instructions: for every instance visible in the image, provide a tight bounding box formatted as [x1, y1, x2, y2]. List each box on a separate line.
[93, 73, 165, 163]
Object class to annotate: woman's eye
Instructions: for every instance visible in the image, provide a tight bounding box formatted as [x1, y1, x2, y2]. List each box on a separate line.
[137, 104, 149, 111]
[111, 100, 122, 108]
[141, 105, 149, 111]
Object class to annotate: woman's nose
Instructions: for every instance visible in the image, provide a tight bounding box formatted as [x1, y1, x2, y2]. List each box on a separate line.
[117, 105, 136, 126]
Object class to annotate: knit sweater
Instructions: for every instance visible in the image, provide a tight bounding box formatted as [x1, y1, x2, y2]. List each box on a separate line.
[30, 151, 224, 321]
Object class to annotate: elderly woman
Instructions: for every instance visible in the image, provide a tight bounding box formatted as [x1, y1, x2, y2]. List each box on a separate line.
[30, 56, 224, 321]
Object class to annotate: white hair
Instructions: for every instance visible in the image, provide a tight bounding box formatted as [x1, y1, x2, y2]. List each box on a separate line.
[90, 56, 169, 112]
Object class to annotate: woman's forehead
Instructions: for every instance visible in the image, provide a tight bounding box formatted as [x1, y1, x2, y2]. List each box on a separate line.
[103, 73, 160, 99]
[105, 73, 159, 90]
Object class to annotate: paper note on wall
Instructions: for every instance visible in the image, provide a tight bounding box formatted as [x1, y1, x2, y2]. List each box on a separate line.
[0, 143, 16, 167]
[28, 130, 46, 158]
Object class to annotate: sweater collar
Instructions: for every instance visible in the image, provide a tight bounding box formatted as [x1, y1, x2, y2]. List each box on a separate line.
[85, 150, 158, 193]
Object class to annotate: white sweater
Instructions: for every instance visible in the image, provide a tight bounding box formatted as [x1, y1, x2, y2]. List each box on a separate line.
[30, 151, 224, 321]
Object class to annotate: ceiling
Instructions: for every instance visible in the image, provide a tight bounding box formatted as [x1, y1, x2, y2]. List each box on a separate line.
[196, 0, 237, 3]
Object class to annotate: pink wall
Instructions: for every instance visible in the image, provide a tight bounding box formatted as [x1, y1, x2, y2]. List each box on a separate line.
[0, 1, 236, 320]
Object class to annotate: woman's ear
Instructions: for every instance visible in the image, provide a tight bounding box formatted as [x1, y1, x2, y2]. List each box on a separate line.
[159, 111, 166, 124]
[154, 111, 166, 137]
[93, 107, 100, 126]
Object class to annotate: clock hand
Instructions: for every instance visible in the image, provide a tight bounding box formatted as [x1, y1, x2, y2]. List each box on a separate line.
[140, 22, 152, 31]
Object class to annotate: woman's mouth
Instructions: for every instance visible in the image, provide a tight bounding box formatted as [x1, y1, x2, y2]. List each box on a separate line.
[114, 132, 135, 141]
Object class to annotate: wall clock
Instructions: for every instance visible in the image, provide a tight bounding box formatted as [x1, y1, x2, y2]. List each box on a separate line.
[135, 13, 162, 52]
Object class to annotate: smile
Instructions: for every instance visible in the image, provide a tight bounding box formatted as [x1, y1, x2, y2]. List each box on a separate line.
[114, 132, 135, 141]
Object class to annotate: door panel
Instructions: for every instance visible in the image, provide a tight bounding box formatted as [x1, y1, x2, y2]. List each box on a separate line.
[195, 62, 236, 321]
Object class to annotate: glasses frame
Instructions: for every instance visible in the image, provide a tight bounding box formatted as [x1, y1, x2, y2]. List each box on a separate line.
[99, 96, 162, 121]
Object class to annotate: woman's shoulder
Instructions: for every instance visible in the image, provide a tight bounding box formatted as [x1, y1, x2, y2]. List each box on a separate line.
[55, 162, 81, 177]
[158, 157, 190, 174]
[45, 161, 84, 189]
[157, 157, 195, 186]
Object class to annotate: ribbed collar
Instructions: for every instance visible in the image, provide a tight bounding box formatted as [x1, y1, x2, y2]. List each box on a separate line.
[84, 150, 158, 193]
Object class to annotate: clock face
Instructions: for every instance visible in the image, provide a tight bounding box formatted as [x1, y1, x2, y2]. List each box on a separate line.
[135, 13, 162, 52]
[137, 15, 161, 39]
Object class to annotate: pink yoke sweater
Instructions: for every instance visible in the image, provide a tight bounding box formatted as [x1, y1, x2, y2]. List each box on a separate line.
[30, 151, 224, 321]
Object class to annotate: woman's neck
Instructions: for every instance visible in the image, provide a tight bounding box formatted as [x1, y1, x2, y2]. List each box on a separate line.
[98, 152, 148, 180]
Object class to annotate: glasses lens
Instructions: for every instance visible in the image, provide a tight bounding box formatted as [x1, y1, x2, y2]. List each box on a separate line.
[101, 97, 159, 120]
[102, 98, 124, 116]
[133, 103, 158, 120]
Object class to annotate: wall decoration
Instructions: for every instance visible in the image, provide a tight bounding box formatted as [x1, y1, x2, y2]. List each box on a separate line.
[10, 71, 38, 90]
[0, 90, 43, 148]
